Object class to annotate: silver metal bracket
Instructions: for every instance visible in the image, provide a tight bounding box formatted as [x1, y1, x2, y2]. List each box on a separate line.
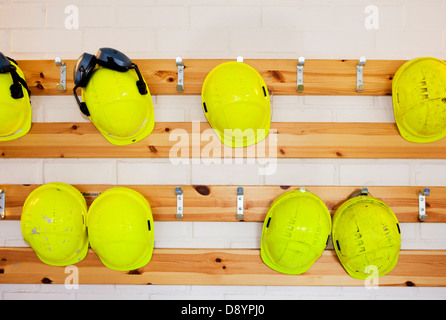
[237, 56, 244, 63]
[237, 187, 244, 221]
[175, 187, 183, 220]
[419, 188, 430, 222]
[55, 57, 67, 92]
[356, 56, 366, 92]
[361, 187, 369, 196]
[0, 189, 4, 219]
[176, 57, 184, 93]
[297, 56, 305, 93]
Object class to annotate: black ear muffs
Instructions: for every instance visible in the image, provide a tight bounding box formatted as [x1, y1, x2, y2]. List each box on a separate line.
[72, 48, 147, 117]
[73, 53, 97, 116]
[0, 52, 30, 100]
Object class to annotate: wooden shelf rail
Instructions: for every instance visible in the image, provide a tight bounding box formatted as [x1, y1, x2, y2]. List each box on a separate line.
[1, 248, 445, 286]
[19, 59, 408, 96]
[2, 122, 446, 159]
[2, 185, 445, 222]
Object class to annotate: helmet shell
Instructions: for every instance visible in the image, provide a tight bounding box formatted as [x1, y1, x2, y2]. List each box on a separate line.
[87, 187, 154, 271]
[21, 183, 88, 266]
[201, 61, 271, 148]
[392, 57, 446, 143]
[82, 67, 155, 146]
[0, 60, 31, 141]
[261, 189, 331, 274]
[332, 195, 401, 280]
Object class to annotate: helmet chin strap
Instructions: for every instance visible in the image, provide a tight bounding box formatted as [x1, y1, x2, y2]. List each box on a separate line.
[0, 54, 30, 100]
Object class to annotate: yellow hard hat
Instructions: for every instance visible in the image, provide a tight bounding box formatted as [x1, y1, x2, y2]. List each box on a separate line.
[201, 61, 271, 148]
[392, 57, 446, 143]
[0, 53, 31, 141]
[87, 187, 154, 271]
[21, 183, 88, 266]
[332, 191, 401, 280]
[261, 189, 331, 274]
[73, 48, 155, 146]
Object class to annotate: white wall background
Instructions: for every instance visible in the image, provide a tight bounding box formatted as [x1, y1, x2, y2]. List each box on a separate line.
[1, 0, 446, 300]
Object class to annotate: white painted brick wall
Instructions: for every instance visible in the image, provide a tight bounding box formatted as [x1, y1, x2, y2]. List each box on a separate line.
[1, 0, 446, 301]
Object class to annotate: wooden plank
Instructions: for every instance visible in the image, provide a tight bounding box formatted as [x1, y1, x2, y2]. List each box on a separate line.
[0, 248, 445, 286]
[2, 122, 446, 159]
[2, 185, 445, 223]
[19, 59, 405, 96]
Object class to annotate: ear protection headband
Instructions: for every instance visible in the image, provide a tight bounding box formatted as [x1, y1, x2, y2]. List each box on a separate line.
[73, 48, 147, 117]
[0, 52, 31, 100]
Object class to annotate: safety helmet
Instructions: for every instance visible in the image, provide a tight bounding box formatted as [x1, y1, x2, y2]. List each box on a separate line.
[73, 48, 154, 146]
[332, 190, 401, 280]
[392, 57, 446, 143]
[87, 187, 154, 271]
[201, 60, 271, 148]
[0, 52, 31, 141]
[261, 188, 331, 274]
[21, 182, 88, 266]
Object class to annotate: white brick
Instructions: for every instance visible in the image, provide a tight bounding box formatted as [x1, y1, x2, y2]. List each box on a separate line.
[230, 29, 299, 54]
[375, 31, 443, 58]
[0, 4, 43, 28]
[11, 29, 82, 54]
[117, 160, 190, 185]
[414, 163, 446, 186]
[157, 29, 228, 53]
[420, 223, 446, 241]
[32, 96, 87, 123]
[43, 160, 116, 184]
[193, 222, 262, 240]
[191, 6, 259, 28]
[0, 221, 23, 242]
[154, 221, 192, 240]
[155, 95, 203, 121]
[405, 4, 446, 30]
[0, 160, 43, 184]
[262, 6, 334, 30]
[118, 6, 187, 28]
[339, 163, 410, 186]
[303, 31, 372, 58]
[154, 108, 185, 122]
[3, 292, 75, 300]
[272, 107, 333, 122]
[376, 6, 404, 31]
[304, 96, 374, 106]
[191, 161, 264, 185]
[84, 29, 156, 55]
[335, 107, 394, 123]
[264, 161, 335, 186]
[0, 30, 9, 53]
[417, 287, 446, 300]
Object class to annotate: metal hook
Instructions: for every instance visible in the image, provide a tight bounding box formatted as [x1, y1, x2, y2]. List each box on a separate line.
[175, 187, 184, 220]
[55, 57, 66, 92]
[176, 57, 184, 93]
[357, 56, 366, 92]
[0, 189, 5, 219]
[419, 188, 430, 222]
[297, 57, 305, 93]
[237, 187, 244, 221]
